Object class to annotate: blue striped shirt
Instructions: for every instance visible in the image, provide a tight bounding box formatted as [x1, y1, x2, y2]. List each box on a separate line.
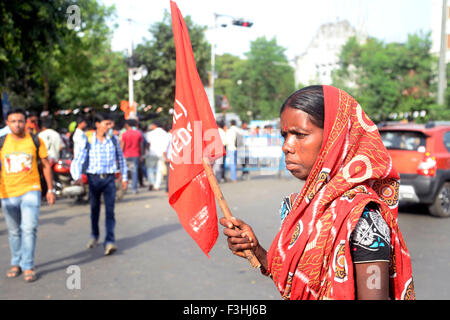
[70, 134, 128, 181]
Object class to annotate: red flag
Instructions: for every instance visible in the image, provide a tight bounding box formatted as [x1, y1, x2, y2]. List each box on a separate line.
[169, 1, 225, 256]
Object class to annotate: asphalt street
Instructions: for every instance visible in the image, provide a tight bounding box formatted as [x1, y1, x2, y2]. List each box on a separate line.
[0, 174, 449, 300]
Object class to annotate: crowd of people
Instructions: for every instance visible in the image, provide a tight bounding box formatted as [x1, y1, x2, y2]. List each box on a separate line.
[214, 119, 285, 183]
[0, 112, 175, 194]
[0, 110, 281, 200]
[0, 85, 416, 300]
[0, 108, 275, 283]
[0, 109, 175, 282]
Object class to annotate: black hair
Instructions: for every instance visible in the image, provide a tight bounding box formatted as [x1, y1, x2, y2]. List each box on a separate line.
[280, 85, 324, 129]
[93, 112, 113, 123]
[26, 110, 38, 118]
[41, 118, 53, 129]
[7, 108, 27, 119]
[76, 115, 87, 125]
[127, 119, 138, 127]
[152, 120, 162, 128]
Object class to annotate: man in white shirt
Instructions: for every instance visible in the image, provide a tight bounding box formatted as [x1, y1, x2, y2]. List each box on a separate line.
[145, 122, 170, 191]
[225, 120, 239, 182]
[0, 124, 11, 137]
[213, 121, 227, 182]
[38, 118, 63, 162]
[72, 117, 88, 158]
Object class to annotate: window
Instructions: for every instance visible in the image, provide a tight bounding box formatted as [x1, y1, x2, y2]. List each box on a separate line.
[380, 131, 426, 151]
[444, 131, 450, 152]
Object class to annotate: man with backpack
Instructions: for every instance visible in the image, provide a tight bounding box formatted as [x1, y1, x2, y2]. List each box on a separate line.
[70, 112, 128, 256]
[0, 108, 55, 282]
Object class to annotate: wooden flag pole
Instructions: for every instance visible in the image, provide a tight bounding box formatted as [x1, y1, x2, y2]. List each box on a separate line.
[202, 157, 261, 268]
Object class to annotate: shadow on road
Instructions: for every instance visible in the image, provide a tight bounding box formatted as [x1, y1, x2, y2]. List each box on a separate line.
[39, 212, 87, 227]
[115, 193, 159, 204]
[35, 223, 181, 279]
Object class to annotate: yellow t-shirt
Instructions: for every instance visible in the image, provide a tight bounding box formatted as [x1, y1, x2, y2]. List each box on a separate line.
[0, 134, 48, 198]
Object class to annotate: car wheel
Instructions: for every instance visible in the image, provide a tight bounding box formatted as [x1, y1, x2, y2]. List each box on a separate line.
[429, 182, 450, 218]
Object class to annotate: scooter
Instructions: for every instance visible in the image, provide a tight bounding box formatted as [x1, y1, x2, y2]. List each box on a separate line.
[52, 158, 87, 201]
[53, 148, 126, 202]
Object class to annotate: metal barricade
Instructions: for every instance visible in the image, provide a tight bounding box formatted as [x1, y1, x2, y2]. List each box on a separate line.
[236, 133, 289, 177]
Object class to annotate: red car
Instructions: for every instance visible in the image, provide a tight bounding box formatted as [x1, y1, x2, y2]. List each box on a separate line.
[379, 121, 450, 217]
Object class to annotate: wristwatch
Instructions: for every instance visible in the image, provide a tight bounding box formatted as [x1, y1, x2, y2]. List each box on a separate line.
[49, 188, 56, 194]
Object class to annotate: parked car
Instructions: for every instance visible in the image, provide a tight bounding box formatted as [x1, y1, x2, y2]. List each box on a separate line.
[379, 121, 450, 217]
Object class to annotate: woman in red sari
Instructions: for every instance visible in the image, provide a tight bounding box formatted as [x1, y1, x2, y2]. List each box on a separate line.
[220, 85, 415, 300]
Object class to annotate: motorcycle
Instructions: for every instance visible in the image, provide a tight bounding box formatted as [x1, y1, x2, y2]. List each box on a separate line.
[52, 147, 126, 202]
[53, 161, 126, 202]
[52, 157, 87, 201]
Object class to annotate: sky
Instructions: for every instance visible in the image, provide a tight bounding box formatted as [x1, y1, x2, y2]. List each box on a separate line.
[99, 0, 433, 61]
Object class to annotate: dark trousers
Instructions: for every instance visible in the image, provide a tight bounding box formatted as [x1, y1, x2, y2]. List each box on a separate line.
[87, 174, 116, 244]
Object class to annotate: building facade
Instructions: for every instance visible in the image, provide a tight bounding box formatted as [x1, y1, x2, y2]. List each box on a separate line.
[293, 20, 366, 87]
[431, 0, 450, 63]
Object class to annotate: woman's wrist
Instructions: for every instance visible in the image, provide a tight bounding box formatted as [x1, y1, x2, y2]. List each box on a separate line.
[254, 244, 269, 276]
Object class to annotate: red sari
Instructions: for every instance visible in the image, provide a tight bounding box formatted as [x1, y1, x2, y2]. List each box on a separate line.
[267, 86, 415, 300]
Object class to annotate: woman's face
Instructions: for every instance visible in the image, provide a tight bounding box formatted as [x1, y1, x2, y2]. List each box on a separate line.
[280, 106, 324, 181]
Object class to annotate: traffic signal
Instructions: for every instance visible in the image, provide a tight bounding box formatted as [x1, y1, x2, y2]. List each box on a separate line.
[232, 19, 253, 27]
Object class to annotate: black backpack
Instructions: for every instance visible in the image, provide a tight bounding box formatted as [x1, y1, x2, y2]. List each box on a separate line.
[82, 134, 121, 174]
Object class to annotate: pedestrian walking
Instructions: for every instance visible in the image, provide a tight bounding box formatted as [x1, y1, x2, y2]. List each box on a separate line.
[225, 120, 239, 182]
[212, 120, 227, 182]
[164, 128, 172, 194]
[239, 121, 250, 180]
[0, 123, 11, 137]
[145, 121, 169, 191]
[220, 85, 415, 300]
[38, 118, 63, 162]
[1, 108, 55, 282]
[72, 116, 88, 158]
[70, 112, 128, 256]
[25, 111, 39, 135]
[120, 119, 143, 194]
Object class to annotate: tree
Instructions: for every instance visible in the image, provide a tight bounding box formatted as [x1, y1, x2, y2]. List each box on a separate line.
[1, 0, 73, 110]
[333, 33, 438, 122]
[228, 36, 295, 121]
[214, 53, 244, 113]
[133, 11, 210, 124]
[0, 0, 119, 112]
[52, 0, 123, 109]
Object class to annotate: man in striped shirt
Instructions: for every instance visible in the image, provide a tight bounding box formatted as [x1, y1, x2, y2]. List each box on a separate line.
[70, 113, 128, 256]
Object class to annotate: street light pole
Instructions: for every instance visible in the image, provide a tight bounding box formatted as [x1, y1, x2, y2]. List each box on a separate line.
[128, 18, 136, 118]
[210, 13, 218, 118]
[209, 13, 253, 119]
[438, 0, 447, 105]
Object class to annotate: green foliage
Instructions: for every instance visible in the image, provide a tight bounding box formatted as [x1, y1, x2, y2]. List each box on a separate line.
[0, 0, 119, 112]
[7, 1, 444, 127]
[222, 37, 295, 121]
[214, 53, 243, 113]
[333, 32, 440, 121]
[133, 11, 210, 123]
